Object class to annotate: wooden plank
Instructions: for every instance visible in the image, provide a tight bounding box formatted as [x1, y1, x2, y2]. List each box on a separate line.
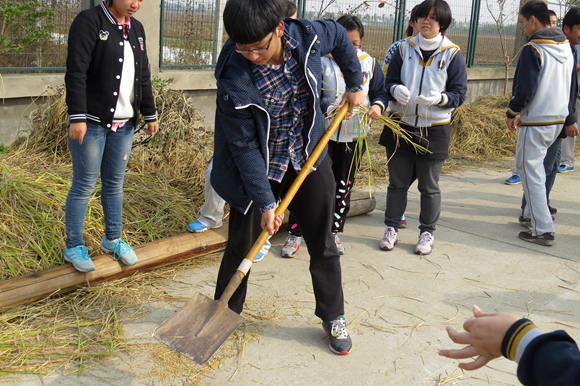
[0, 193, 375, 311]
[0, 229, 228, 311]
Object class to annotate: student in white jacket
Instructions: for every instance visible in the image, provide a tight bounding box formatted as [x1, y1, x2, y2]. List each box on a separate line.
[281, 15, 387, 257]
[379, 0, 467, 255]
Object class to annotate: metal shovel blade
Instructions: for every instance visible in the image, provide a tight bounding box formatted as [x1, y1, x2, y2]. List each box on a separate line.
[153, 292, 244, 365]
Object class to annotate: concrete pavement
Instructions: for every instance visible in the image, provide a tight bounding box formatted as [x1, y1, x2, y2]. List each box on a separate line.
[5, 168, 580, 385]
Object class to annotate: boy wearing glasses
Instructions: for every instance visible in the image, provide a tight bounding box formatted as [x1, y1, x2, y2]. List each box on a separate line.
[210, 0, 364, 355]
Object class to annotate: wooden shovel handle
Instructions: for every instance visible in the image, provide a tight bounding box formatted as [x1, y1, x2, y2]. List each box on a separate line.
[239, 103, 350, 270]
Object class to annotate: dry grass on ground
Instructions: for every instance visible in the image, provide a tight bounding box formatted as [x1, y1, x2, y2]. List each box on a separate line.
[0, 79, 212, 281]
[0, 253, 281, 385]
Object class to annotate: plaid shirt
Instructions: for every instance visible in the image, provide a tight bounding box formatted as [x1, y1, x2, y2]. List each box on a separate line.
[253, 35, 308, 185]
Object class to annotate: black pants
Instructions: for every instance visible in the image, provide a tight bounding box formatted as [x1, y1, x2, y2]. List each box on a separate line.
[288, 139, 366, 235]
[214, 155, 344, 321]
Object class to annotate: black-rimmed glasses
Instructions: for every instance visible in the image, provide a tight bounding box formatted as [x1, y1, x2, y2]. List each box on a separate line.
[235, 31, 275, 54]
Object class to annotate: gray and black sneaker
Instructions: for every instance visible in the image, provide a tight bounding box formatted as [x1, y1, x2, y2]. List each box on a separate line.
[518, 230, 554, 246]
[518, 215, 532, 229]
[322, 315, 352, 355]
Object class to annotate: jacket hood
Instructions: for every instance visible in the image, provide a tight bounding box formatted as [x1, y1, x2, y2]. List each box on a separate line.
[529, 27, 571, 63]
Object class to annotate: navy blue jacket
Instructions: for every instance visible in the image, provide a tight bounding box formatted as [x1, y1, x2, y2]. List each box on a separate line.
[518, 330, 580, 385]
[210, 19, 363, 213]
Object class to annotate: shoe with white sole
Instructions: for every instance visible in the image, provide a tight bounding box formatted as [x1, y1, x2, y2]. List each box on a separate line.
[281, 235, 301, 258]
[415, 231, 434, 255]
[380, 226, 398, 251]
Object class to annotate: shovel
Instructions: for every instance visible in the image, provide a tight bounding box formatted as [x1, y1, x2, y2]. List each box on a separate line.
[153, 103, 351, 365]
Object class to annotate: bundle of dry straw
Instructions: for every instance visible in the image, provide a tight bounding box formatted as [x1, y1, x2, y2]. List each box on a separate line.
[450, 94, 517, 158]
[0, 78, 212, 280]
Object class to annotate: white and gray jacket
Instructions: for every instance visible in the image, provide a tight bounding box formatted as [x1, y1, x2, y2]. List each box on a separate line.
[385, 34, 467, 128]
[508, 27, 575, 127]
[321, 49, 387, 142]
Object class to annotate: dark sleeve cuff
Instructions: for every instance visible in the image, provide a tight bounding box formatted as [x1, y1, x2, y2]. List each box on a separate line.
[506, 109, 518, 119]
[372, 102, 385, 113]
[143, 113, 157, 123]
[501, 318, 542, 361]
[259, 202, 277, 213]
[68, 113, 87, 123]
[346, 84, 363, 93]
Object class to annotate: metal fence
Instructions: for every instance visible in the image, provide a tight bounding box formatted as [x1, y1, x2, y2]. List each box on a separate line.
[0, 0, 571, 71]
[159, 0, 221, 69]
[158, 0, 529, 69]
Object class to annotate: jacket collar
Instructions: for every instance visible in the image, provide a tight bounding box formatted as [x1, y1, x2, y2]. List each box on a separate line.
[100, 1, 131, 32]
[215, 21, 315, 108]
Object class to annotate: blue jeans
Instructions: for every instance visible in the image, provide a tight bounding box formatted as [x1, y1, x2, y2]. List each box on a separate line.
[65, 121, 134, 248]
[521, 137, 562, 211]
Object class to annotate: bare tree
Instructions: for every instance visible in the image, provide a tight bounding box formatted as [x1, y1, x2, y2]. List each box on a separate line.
[313, 0, 394, 20]
[487, 0, 521, 94]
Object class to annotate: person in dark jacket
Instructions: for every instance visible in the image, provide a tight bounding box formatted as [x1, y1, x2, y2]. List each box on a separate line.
[211, 0, 364, 355]
[439, 305, 580, 386]
[64, 0, 158, 273]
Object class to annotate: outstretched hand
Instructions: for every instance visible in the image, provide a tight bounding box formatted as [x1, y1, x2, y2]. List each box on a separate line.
[439, 305, 519, 371]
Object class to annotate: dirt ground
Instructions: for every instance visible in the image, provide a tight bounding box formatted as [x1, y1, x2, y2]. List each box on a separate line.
[4, 164, 580, 386]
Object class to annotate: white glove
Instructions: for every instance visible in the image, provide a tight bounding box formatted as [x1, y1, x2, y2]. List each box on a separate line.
[393, 85, 411, 105]
[414, 91, 443, 106]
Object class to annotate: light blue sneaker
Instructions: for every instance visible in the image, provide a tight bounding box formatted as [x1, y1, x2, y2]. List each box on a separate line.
[558, 165, 574, 173]
[101, 237, 138, 266]
[505, 174, 521, 185]
[64, 245, 95, 273]
[187, 220, 208, 233]
[254, 251, 265, 262]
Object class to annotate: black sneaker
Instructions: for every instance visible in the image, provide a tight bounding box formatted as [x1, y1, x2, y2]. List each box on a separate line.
[549, 206, 557, 215]
[322, 316, 352, 355]
[518, 215, 532, 229]
[518, 230, 555, 246]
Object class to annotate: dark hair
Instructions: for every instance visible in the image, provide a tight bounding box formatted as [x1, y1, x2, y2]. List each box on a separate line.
[405, 4, 420, 37]
[563, 7, 580, 29]
[282, 0, 297, 18]
[548, 10, 557, 18]
[415, 0, 453, 35]
[336, 14, 364, 38]
[519, 0, 551, 27]
[223, 0, 285, 44]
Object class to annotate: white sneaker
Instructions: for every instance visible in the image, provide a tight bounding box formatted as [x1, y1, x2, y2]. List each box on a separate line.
[281, 235, 301, 258]
[415, 231, 434, 255]
[380, 227, 398, 251]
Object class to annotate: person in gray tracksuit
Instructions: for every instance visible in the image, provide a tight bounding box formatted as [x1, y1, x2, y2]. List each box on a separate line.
[506, 1, 576, 246]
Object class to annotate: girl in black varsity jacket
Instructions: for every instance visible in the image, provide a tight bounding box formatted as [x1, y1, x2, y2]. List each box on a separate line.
[63, 0, 157, 273]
